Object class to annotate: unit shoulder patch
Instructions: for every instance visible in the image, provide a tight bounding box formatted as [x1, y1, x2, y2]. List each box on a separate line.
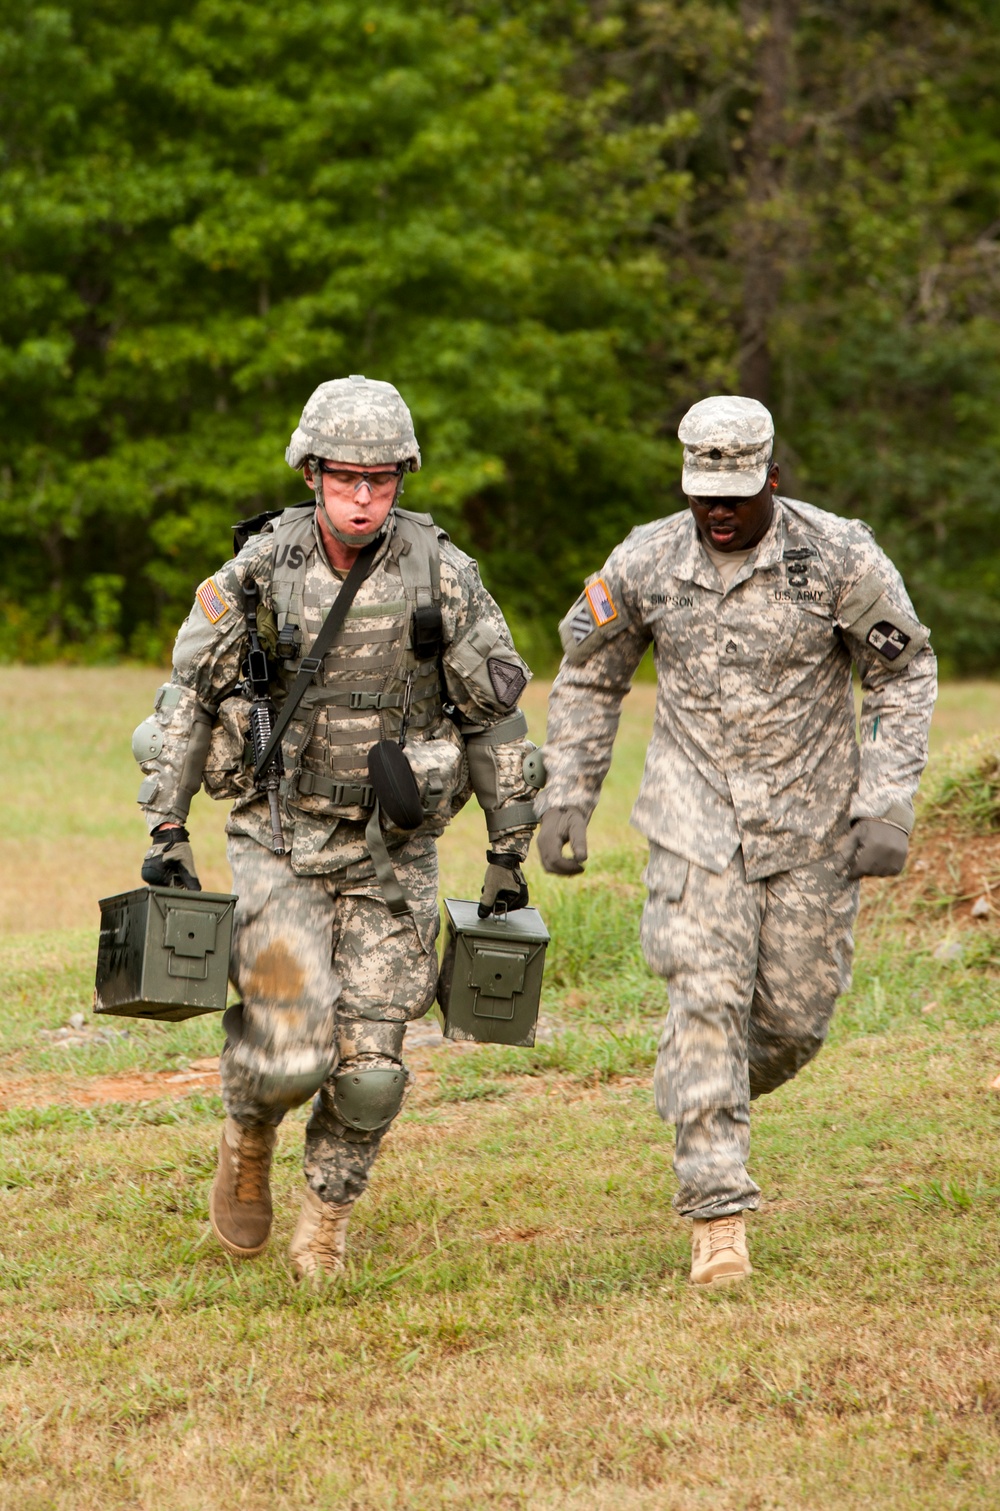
[195, 577, 231, 625]
[487, 658, 528, 708]
[838, 575, 928, 672]
[866, 621, 910, 661]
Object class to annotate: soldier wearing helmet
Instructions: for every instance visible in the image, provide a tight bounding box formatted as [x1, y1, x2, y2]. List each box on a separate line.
[133, 376, 537, 1279]
[536, 394, 936, 1288]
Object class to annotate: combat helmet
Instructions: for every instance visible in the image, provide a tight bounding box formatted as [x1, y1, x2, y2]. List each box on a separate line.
[285, 375, 421, 472]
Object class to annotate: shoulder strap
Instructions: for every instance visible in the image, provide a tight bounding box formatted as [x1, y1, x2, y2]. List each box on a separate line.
[393, 508, 442, 606]
[233, 500, 312, 555]
[252, 536, 380, 781]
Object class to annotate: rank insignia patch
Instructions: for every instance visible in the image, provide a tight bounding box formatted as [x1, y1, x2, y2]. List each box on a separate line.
[585, 578, 618, 627]
[196, 577, 230, 624]
[866, 621, 910, 661]
[567, 601, 594, 645]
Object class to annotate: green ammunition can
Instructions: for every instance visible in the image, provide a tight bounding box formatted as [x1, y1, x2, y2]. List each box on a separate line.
[94, 885, 237, 1022]
[437, 898, 550, 1046]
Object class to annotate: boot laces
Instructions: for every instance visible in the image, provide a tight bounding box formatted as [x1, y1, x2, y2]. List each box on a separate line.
[311, 1204, 350, 1269]
[233, 1136, 270, 1203]
[707, 1217, 740, 1253]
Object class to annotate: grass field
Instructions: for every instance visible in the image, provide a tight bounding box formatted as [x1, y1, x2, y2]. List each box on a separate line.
[1, 669, 999, 1509]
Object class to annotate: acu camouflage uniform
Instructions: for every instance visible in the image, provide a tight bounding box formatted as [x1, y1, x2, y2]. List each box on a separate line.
[135, 503, 536, 1205]
[540, 494, 936, 1219]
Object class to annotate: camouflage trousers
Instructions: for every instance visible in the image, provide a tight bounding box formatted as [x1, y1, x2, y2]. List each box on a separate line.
[222, 831, 440, 1206]
[642, 844, 859, 1221]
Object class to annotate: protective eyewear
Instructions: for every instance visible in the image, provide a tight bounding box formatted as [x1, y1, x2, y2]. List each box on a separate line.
[317, 462, 402, 491]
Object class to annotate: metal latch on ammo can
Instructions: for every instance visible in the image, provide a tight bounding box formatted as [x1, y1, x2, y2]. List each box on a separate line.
[94, 885, 237, 1023]
[436, 898, 550, 1046]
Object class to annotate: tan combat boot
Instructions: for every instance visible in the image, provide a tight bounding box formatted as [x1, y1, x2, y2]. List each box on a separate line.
[208, 1116, 277, 1258]
[289, 1187, 353, 1283]
[690, 1214, 752, 1287]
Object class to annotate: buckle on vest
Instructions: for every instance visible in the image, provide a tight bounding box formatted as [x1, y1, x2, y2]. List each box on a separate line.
[349, 691, 379, 710]
[293, 769, 376, 807]
[300, 656, 323, 675]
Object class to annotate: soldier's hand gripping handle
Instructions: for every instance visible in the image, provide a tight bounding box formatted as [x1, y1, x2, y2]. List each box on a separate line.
[478, 851, 530, 918]
[838, 818, 909, 879]
[537, 807, 588, 876]
[141, 823, 202, 891]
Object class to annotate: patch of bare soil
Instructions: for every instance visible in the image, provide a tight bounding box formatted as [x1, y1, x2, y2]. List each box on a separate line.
[861, 827, 1000, 926]
[0, 1058, 224, 1111]
[0, 1030, 468, 1113]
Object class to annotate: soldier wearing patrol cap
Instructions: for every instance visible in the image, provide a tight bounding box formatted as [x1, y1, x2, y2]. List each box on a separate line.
[537, 394, 936, 1287]
[132, 375, 538, 1280]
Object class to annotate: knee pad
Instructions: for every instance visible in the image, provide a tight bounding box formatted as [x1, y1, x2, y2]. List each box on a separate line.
[331, 1059, 407, 1133]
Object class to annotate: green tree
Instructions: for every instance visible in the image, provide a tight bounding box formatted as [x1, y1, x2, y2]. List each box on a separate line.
[601, 0, 1000, 670]
[2, 0, 998, 670]
[0, 0, 694, 663]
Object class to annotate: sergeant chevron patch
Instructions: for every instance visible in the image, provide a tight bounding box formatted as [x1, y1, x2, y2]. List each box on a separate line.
[196, 577, 230, 624]
[567, 600, 595, 645]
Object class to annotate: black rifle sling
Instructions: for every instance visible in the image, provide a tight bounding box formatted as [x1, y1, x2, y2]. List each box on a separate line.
[252, 536, 381, 782]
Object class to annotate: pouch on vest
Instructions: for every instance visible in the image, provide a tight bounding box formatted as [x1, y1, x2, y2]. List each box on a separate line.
[202, 696, 255, 801]
[412, 603, 444, 661]
[399, 737, 467, 826]
[368, 737, 466, 830]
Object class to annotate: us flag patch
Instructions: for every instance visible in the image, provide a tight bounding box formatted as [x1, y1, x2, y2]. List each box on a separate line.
[196, 577, 230, 624]
[585, 578, 618, 627]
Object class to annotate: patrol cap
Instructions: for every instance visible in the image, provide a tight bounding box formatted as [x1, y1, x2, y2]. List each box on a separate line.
[285, 375, 421, 471]
[678, 395, 774, 498]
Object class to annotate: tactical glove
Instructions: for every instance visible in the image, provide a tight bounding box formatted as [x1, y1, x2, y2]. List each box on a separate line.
[839, 819, 909, 879]
[142, 824, 202, 891]
[536, 807, 588, 876]
[478, 851, 529, 918]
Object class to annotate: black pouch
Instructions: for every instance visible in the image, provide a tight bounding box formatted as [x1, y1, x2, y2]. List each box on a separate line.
[368, 741, 423, 830]
[412, 604, 444, 661]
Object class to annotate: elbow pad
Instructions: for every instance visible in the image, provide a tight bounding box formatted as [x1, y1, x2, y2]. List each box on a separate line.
[464, 709, 537, 839]
[133, 684, 214, 823]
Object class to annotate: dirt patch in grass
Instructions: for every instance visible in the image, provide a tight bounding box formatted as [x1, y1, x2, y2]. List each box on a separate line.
[0, 1063, 223, 1111]
[910, 831, 1000, 917]
[0, 1027, 477, 1112]
[860, 826, 1000, 926]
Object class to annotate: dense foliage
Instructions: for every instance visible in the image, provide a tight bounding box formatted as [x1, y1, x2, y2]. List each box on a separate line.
[1, 0, 998, 669]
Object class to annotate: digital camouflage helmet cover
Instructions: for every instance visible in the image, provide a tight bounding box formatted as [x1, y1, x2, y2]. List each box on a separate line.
[285, 375, 422, 472]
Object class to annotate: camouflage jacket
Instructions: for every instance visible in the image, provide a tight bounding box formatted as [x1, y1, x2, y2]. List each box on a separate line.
[135, 506, 537, 879]
[538, 496, 937, 882]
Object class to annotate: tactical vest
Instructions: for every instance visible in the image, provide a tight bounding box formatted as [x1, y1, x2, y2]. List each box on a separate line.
[266, 507, 451, 824]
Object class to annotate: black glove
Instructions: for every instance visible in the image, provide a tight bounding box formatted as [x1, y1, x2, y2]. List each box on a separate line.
[536, 807, 588, 875]
[142, 824, 201, 891]
[839, 818, 909, 879]
[478, 850, 529, 918]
